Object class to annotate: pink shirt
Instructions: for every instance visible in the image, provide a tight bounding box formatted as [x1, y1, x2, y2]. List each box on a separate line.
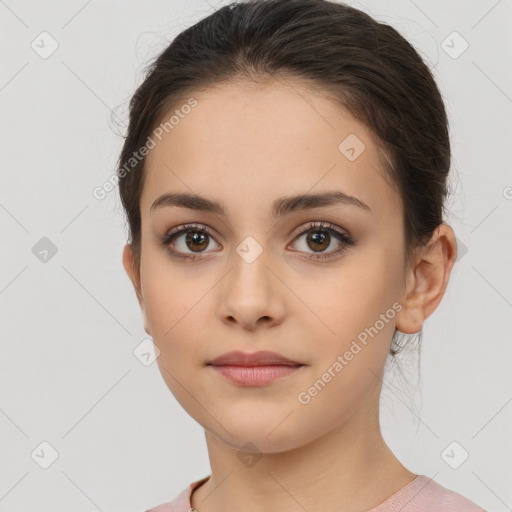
[145, 474, 487, 512]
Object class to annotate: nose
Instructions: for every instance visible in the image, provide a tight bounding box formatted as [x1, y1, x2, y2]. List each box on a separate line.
[217, 252, 286, 331]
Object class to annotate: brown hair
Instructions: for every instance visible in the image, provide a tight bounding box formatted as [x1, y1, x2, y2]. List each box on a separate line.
[116, 0, 452, 357]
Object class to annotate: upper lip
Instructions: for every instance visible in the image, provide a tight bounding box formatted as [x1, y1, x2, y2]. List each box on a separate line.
[208, 350, 303, 367]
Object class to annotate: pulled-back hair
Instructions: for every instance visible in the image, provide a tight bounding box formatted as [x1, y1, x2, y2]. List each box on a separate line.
[117, 0, 452, 357]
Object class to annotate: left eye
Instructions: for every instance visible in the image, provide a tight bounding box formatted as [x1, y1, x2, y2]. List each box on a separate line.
[159, 221, 354, 261]
[288, 221, 354, 260]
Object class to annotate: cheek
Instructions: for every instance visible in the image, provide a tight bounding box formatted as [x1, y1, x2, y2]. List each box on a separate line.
[140, 257, 200, 355]
[141, 245, 192, 323]
[139, 238, 228, 374]
[144, 268, 206, 411]
[299, 247, 403, 377]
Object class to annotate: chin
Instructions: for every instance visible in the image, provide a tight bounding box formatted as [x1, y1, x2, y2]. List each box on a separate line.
[208, 422, 307, 455]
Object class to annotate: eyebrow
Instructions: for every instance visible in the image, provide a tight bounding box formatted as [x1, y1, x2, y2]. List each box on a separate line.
[150, 190, 372, 217]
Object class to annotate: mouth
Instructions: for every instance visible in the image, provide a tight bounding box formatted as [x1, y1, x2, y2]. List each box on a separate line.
[207, 349, 303, 367]
[206, 350, 305, 386]
[207, 362, 304, 386]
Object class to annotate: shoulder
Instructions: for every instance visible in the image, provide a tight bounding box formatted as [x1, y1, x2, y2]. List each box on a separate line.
[384, 475, 487, 512]
[143, 501, 175, 512]
[144, 475, 210, 512]
[143, 493, 180, 512]
[144, 486, 188, 512]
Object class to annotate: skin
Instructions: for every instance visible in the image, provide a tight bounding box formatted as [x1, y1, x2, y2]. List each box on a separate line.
[123, 77, 457, 512]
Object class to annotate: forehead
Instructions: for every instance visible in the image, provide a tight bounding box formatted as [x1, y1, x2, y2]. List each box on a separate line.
[141, 79, 401, 221]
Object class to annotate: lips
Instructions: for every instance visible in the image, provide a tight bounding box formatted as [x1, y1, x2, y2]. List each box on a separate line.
[207, 350, 304, 386]
[207, 350, 303, 367]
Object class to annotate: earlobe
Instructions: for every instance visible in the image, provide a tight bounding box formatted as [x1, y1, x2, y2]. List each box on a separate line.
[395, 223, 457, 335]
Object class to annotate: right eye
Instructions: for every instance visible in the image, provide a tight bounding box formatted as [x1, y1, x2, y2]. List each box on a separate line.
[158, 223, 221, 260]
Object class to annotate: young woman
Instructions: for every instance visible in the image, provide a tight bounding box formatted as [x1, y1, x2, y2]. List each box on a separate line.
[118, 1, 486, 510]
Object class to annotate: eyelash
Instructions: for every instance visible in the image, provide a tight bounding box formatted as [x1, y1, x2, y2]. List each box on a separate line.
[158, 221, 354, 262]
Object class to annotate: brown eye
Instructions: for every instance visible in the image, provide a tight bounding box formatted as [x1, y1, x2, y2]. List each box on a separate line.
[306, 229, 331, 252]
[185, 231, 210, 252]
[159, 223, 221, 260]
[290, 221, 354, 260]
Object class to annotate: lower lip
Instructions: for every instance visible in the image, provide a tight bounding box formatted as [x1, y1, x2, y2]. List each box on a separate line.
[208, 364, 303, 386]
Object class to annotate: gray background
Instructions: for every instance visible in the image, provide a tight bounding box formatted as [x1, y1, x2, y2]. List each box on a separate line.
[1, 0, 511, 511]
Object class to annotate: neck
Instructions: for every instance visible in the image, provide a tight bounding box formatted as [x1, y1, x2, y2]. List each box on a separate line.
[191, 399, 415, 512]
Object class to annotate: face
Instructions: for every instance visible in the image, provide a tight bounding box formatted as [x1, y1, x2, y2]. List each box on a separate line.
[123, 79, 439, 453]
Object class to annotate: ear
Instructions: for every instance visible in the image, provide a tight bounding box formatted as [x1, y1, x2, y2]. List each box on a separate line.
[122, 244, 152, 336]
[395, 223, 458, 334]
